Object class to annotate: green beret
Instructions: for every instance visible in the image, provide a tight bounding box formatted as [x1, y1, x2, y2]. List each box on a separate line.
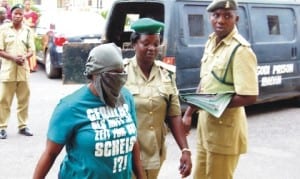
[207, 0, 238, 12]
[11, 3, 24, 13]
[131, 18, 164, 34]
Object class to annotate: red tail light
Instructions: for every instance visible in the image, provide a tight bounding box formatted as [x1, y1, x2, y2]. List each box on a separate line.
[163, 57, 175, 65]
[54, 36, 67, 46]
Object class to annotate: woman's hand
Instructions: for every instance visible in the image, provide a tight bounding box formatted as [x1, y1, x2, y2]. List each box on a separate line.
[179, 150, 192, 178]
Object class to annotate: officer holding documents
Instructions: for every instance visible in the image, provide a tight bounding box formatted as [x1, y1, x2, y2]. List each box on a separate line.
[182, 0, 259, 178]
[124, 18, 192, 179]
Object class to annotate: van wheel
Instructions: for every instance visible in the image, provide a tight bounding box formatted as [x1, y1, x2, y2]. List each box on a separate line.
[293, 97, 300, 107]
[45, 51, 61, 78]
[191, 112, 199, 127]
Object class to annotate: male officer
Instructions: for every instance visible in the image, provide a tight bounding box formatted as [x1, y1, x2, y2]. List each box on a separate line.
[0, 4, 35, 139]
[183, 0, 259, 178]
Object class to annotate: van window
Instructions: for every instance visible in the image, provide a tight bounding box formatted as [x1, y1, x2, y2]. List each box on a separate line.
[182, 4, 210, 45]
[125, 14, 140, 32]
[267, 15, 280, 35]
[188, 14, 204, 37]
[106, 2, 164, 49]
[251, 7, 295, 43]
[121, 14, 140, 50]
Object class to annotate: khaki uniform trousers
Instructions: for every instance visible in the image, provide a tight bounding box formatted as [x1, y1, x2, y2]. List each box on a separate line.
[0, 81, 30, 129]
[132, 168, 161, 179]
[193, 143, 240, 179]
[132, 157, 164, 179]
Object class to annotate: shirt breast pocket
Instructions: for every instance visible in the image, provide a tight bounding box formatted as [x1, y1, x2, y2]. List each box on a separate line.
[212, 61, 226, 76]
[126, 85, 140, 96]
[5, 35, 15, 45]
[211, 60, 233, 85]
[158, 82, 176, 104]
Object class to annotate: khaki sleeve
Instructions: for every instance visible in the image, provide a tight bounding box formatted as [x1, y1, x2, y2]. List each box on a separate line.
[0, 26, 6, 50]
[233, 46, 259, 95]
[167, 77, 181, 117]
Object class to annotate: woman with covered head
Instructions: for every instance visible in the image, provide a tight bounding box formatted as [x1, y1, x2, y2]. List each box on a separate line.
[33, 43, 143, 179]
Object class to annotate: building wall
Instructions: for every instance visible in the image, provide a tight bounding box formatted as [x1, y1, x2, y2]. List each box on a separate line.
[39, 0, 114, 10]
[8, 0, 113, 11]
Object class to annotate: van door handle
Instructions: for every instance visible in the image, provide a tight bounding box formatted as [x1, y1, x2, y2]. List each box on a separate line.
[291, 47, 297, 59]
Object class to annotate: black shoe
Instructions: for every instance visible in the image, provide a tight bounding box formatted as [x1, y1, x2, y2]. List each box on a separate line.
[19, 127, 33, 136]
[0, 129, 7, 139]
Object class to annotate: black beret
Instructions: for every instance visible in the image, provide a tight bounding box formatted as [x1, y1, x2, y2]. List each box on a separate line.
[207, 0, 238, 12]
[11, 3, 24, 13]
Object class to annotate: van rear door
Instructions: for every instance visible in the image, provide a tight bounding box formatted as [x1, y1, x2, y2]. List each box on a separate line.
[104, 1, 165, 58]
[248, 4, 300, 102]
[173, 2, 211, 94]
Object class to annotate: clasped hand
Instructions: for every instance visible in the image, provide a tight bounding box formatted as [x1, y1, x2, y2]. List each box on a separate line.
[14, 55, 26, 66]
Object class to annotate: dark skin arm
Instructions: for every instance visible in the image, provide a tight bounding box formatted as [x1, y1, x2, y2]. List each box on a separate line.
[33, 140, 64, 179]
[227, 94, 257, 108]
[182, 83, 201, 134]
[182, 106, 197, 135]
[33, 131, 142, 179]
[132, 142, 144, 179]
[167, 115, 192, 178]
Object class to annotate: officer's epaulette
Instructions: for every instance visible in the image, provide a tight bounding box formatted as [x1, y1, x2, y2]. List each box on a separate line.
[0, 22, 12, 30]
[233, 33, 250, 47]
[155, 60, 176, 74]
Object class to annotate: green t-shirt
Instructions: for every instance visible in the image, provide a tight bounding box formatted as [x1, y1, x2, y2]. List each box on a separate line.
[47, 85, 137, 179]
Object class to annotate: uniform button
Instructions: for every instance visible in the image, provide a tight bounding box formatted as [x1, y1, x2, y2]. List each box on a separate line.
[219, 120, 223, 124]
[149, 111, 153, 115]
[150, 126, 154, 130]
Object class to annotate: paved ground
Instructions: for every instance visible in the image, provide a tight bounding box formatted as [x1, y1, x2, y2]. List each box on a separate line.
[0, 70, 193, 179]
[1, 69, 300, 179]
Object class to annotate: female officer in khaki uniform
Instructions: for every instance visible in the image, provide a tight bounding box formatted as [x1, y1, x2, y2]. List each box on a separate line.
[183, 0, 259, 179]
[124, 18, 192, 179]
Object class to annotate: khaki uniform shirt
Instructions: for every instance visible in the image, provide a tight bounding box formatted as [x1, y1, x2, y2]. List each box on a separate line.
[198, 27, 259, 155]
[0, 23, 35, 81]
[124, 57, 181, 169]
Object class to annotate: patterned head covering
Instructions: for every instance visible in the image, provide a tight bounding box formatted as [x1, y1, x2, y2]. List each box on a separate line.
[84, 43, 123, 76]
[84, 43, 127, 107]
